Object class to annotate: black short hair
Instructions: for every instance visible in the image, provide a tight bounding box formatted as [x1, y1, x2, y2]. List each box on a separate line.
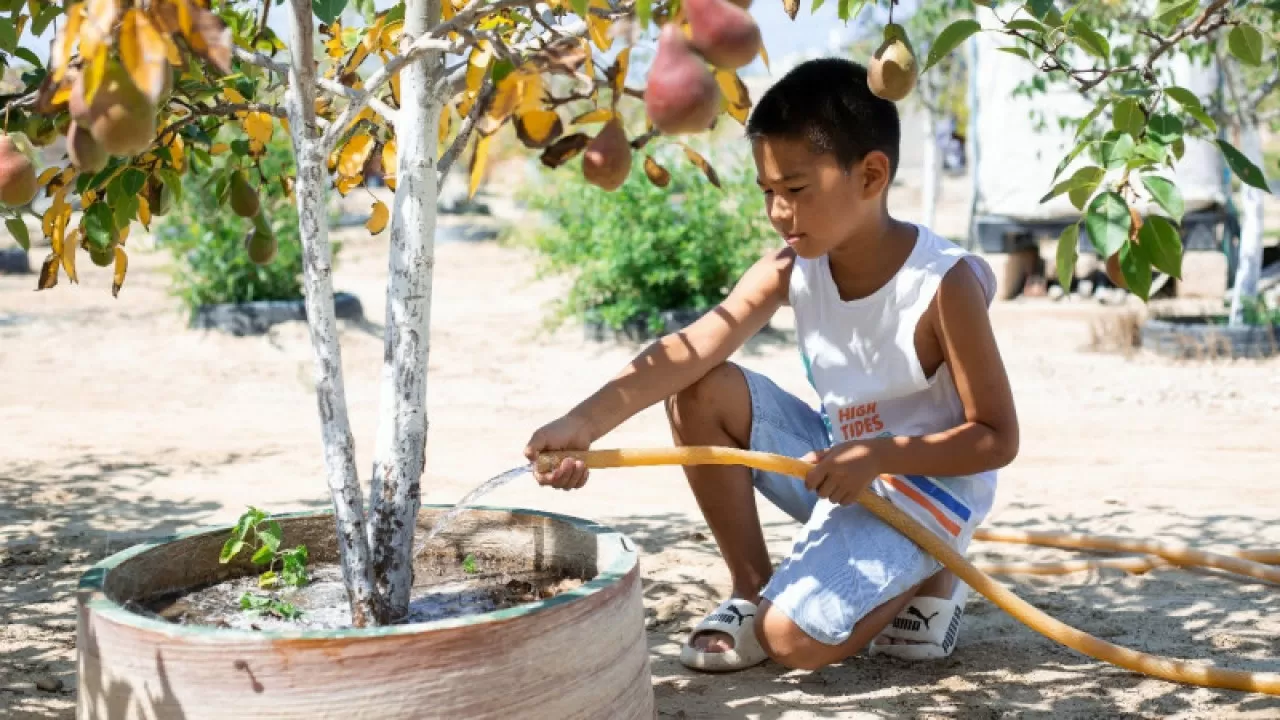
[746, 58, 900, 179]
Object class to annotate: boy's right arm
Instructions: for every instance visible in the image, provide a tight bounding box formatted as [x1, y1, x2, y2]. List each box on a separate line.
[524, 248, 795, 489]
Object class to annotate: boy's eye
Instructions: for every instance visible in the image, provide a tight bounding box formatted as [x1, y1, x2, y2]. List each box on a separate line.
[787, 186, 807, 194]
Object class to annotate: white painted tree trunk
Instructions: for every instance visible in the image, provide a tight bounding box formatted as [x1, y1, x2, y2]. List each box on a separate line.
[1228, 123, 1266, 327]
[921, 110, 941, 231]
[367, 0, 444, 620]
[284, 0, 381, 625]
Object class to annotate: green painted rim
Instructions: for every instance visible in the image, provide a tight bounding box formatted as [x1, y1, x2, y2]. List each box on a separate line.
[77, 504, 639, 642]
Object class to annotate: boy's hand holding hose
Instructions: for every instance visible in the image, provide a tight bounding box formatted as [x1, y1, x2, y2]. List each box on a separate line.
[524, 413, 596, 490]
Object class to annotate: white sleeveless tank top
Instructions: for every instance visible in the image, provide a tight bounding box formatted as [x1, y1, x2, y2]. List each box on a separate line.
[789, 225, 999, 546]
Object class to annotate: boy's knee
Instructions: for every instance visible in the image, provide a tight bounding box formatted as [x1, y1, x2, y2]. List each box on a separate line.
[755, 603, 845, 671]
[665, 362, 745, 427]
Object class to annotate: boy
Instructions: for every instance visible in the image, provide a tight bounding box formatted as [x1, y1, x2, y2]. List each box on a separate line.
[523, 58, 1018, 673]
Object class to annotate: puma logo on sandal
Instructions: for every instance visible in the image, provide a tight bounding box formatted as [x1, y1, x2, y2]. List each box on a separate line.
[708, 606, 755, 626]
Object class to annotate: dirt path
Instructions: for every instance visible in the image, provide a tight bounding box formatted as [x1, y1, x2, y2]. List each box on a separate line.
[2, 224, 1278, 719]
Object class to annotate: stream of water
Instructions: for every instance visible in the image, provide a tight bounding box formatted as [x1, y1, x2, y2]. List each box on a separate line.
[413, 463, 532, 556]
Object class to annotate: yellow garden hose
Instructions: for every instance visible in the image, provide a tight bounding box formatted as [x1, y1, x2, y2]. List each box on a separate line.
[534, 447, 1280, 696]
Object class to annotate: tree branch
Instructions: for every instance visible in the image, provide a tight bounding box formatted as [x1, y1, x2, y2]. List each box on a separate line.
[429, 0, 536, 39]
[234, 46, 398, 126]
[1247, 54, 1280, 110]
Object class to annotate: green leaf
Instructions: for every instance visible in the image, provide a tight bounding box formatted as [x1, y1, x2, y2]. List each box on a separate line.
[1056, 224, 1079, 293]
[1118, 240, 1152, 301]
[312, 0, 346, 25]
[251, 545, 275, 566]
[1098, 133, 1135, 170]
[220, 538, 245, 563]
[1154, 0, 1197, 27]
[1085, 191, 1131, 259]
[83, 203, 115, 250]
[1075, 99, 1110, 138]
[0, 19, 16, 53]
[490, 59, 515, 85]
[5, 217, 29, 251]
[158, 169, 184, 203]
[1112, 99, 1144, 137]
[637, 0, 651, 26]
[1052, 140, 1094, 181]
[1164, 87, 1218, 133]
[1005, 19, 1046, 33]
[15, 48, 42, 69]
[31, 6, 61, 36]
[571, 0, 587, 19]
[925, 20, 982, 73]
[1040, 165, 1105, 203]
[1172, 137, 1185, 160]
[997, 46, 1031, 60]
[1228, 24, 1264, 66]
[1069, 20, 1109, 60]
[1068, 184, 1096, 211]
[259, 520, 283, 552]
[1027, 0, 1055, 21]
[1147, 114, 1183, 145]
[1216, 140, 1272, 193]
[1138, 215, 1183, 279]
[113, 197, 138, 230]
[1141, 176, 1184, 221]
[462, 554, 478, 574]
[258, 570, 278, 588]
[120, 168, 147, 197]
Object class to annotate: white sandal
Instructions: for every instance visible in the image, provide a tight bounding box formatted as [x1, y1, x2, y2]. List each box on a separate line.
[680, 598, 769, 672]
[867, 581, 969, 660]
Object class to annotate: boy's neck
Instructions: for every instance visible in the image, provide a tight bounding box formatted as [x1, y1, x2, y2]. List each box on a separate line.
[826, 214, 917, 302]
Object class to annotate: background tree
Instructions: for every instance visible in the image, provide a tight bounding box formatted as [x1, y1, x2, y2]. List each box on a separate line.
[0, 0, 1273, 627]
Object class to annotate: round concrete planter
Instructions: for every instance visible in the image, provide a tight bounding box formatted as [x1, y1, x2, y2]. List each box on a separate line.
[1141, 315, 1280, 360]
[188, 292, 364, 336]
[76, 506, 653, 719]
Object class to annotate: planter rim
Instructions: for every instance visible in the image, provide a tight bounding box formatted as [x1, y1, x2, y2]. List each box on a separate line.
[77, 504, 638, 643]
[192, 290, 362, 314]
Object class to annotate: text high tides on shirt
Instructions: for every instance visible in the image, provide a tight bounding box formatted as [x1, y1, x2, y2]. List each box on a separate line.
[835, 401, 883, 441]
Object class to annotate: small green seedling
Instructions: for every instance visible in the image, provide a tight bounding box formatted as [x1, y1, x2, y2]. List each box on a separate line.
[462, 554, 478, 574]
[221, 506, 310, 619]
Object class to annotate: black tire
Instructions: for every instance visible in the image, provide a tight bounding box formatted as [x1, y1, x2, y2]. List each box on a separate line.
[1140, 316, 1280, 360]
[190, 291, 365, 337]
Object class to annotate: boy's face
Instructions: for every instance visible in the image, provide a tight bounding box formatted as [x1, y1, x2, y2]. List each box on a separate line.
[751, 135, 890, 259]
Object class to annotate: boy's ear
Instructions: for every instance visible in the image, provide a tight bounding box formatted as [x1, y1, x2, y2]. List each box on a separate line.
[858, 151, 893, 198]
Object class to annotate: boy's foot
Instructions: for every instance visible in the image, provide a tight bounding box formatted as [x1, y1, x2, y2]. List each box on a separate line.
[681, 598, 769, 672]
[867, 570, 968, 660]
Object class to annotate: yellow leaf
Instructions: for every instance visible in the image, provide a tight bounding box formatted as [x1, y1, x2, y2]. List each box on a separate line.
[610, 47, 630, 101]
[682, 144, 721, 188]
[362, 16, 386, 51]
[138, 194, 151, 228]
[716, 70, 751, 125]
[465, 42, 493, 96]
[758, 43, 770, 72]
[120, 9, 169, 103]
[248, 139, 266, 156]
[117, 223, 130, 246]
[337, 134, 374, 178]
[643, 155, 671, 188]
[37, 252, 59, 290]
[51, 82, 72, 108]
[438, 106, 451, 150]
[37, 167, 60, 186]
[243, 112, 273, 146]
[516, 72, 543, 115]
[390, 72, 400, 106]
[380, 19, 403, 52]
[56, 219, 76, 284]
[514, 110, 563, 149]
[168, 133, 185, 172]
[209, 143, 230, 154]
[222, 87, 246, 104]
[336, 174, 361, 196]
[280, 115, 290, 133]
[52, 3, 84, 82]
[42, 189, 68, 238]
[80, 0, 118, 64]
[343, 43, 371, 76]
[174, 0, 192, 37]
[157, 22, 183, 65]
[457, 92, 475, 120]
[572, 108, 614, 125]
[382, 138, 397, 188]
[112, 246, 128, 297]
[325, 27, 346, 58]
[468, 134, 491, 199]
[587, 16, 613, 52]
[81, 46, 108, 108]
[486, 71, 524, 128]
[366, 200, 389, 234]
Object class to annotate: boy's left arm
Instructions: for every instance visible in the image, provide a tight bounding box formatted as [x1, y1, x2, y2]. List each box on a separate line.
[805, 262, 1019, 505]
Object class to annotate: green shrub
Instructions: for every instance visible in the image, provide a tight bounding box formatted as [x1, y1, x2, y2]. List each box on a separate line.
[155, 136, 337, 313]
[518, 148, 773, 333]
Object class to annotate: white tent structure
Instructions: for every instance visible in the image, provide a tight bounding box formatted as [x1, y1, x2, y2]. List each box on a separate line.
[965, 6, 1237, 299]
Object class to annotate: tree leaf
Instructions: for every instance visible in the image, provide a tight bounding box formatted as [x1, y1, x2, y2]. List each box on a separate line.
[1216, 140, 1271, 192]
[1069, 19, 1109, 60]
[1138, 215, 1182, 279]
[81, 45, 108, 108]
[5, 218, 29, 251]
[1005, 19, 1045, 33]
[1118, 239, 1152, 301]
[185, 5, 232, 74]
[1039, 165, 1105, 203]
[1098, 133, 1135, 170]
[1154, 0, 1197, 27]
[925, 19, 981, 73]
[1027, 0, 1054, 20]
[572, 108, 614, 125]
[1075, 98, 1110, 139]
[540, 133, 590, 169]
[1146, 113, 1182, 145]
[1085, 191, 1131, 258]
[243, 112, 274, 146]
[36, 252, 59, 290]
[121, 168, 147, 197]
[119, 9, 168, 103]
[366, 200, 388, 234]
[1112, 99, 1143, 138]
[1140, 175, 1183, 221]
[220, 538, 244, 563]
[1227, 24, 1263, 66]
[1056, 223, 1079, 293]
[258, 570, 278, 588]
[783, 0, 799, 19]
[251, 545, 275, 565]
[469, 134, 491, 199]
[381, 139, 397, 189]
[682, 145, 721, 188]
[513, 110, 563, 149]
[643, 155, 671, 188]
[997, 46, 1031, 60]
[312, 0, 346, 25]
[1164, 86, 1217, 133]
[337, 134, 374, 177]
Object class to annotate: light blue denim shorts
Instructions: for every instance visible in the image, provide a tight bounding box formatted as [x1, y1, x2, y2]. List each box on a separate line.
[740, 366, 993, 647]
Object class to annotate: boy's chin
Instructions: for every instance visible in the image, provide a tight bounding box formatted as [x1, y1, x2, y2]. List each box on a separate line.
[785, 239, 826, 259]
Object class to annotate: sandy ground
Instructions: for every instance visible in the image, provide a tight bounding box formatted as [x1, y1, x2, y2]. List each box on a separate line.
[3, 182, 1280, 719]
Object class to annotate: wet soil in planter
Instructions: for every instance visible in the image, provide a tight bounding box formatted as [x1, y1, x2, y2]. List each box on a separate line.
[135, 559, 584, 631]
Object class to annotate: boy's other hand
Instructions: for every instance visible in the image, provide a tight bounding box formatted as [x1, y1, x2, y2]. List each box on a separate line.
[523, 414, 594, 490]
[804, 441, 881, 505]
